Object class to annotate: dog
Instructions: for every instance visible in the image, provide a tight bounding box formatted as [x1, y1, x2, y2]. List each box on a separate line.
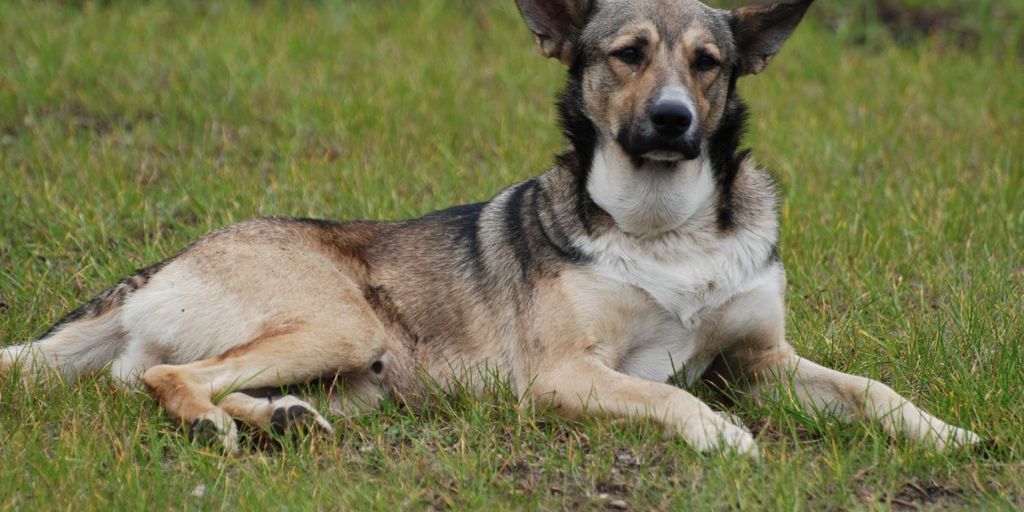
[1, 0, 980, 456]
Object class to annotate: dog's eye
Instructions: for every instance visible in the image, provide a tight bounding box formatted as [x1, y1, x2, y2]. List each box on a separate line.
[693, 52, 720, 72]
[611, 46, 644, 66]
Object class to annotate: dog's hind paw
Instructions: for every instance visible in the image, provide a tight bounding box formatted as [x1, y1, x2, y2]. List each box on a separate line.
[268, 396, 334, 436]
[188, 409, 239, 453]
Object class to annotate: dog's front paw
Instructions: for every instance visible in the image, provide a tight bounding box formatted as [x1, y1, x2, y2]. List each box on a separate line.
[683, 415, 760, 458]
[928, 424, 982, 452]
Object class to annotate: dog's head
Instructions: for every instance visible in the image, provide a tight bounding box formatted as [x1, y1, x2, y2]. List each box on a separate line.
[516, 0, 811, 168]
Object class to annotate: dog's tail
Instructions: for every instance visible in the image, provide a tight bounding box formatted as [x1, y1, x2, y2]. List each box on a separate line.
[1, 263, 164, 383]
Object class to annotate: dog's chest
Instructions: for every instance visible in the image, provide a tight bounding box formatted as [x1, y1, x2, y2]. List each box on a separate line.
[571, 229, 775, 383]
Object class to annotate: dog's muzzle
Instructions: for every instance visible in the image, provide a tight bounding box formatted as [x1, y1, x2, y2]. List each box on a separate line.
[616, 88, 701, 164]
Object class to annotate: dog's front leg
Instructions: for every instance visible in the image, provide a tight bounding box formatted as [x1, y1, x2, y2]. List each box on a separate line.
[706, 278, 981, 451]
[754, 352, 981, 451]
[711, 281, 981, 451]
[530, 357, 759, 456]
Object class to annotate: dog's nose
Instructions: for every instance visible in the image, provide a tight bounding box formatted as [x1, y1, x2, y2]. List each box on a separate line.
[650, 101, 693, 138]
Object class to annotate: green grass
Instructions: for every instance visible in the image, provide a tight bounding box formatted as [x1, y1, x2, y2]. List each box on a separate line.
[1, 0, 1022, 509]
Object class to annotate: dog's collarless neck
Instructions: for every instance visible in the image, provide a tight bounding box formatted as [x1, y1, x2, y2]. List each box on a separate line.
[583, 146, 718, 238]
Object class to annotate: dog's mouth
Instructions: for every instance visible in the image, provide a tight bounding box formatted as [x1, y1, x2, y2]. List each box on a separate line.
[641, 150, 688, 162]
[615, 129, 702, 168]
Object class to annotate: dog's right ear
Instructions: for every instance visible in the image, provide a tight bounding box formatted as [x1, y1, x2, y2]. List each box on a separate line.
[515, 0, 592, 65]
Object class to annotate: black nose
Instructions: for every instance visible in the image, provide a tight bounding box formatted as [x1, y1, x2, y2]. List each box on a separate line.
[650, 101, 693, 138]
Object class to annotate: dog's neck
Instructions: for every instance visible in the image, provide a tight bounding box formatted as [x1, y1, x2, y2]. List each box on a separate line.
[585, 144, 717, 238]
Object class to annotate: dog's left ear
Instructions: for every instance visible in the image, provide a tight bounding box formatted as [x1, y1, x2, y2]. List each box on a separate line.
[515, 0, 592, 65]
[731, 0, 813, 76]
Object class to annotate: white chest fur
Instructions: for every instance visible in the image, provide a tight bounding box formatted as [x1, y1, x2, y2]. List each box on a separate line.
[574, 147, 780, 384]
[577, 227, 779, 383]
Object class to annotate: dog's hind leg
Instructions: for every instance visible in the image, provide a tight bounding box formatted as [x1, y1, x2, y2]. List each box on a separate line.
[217, 393, 334, 434]
[141, 312, 388, 451]
[213, 373, 384, 438]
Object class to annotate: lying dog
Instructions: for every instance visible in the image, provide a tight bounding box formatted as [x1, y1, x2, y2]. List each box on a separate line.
[1, 0, 979, 456]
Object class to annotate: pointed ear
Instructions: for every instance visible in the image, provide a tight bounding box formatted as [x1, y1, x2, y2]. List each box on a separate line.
[731, 0, 813, 76]
[514, 0, 592, 64]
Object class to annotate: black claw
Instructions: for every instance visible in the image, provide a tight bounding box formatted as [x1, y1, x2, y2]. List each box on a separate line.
[270, 405, 314, 435]
[286, 405, 312, 425]
[270, 407, 289, 435]
[188, 418, 221, 445]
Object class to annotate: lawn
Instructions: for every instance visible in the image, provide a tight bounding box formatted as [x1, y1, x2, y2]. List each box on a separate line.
[1, 0, 1022, 509]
